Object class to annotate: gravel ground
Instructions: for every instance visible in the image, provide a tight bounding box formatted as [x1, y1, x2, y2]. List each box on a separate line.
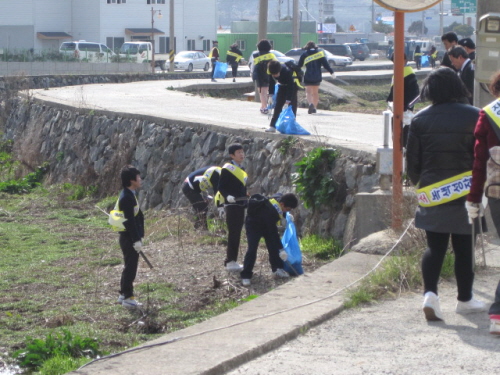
[227, 266, 500, 375]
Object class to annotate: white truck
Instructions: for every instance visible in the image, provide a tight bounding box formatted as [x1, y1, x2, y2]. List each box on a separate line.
[119, 41, 169, 70]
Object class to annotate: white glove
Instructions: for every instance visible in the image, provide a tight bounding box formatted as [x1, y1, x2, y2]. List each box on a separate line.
[279, 249, 288, 261]
[227, 195, 236, 203]
[133, 241, 143, 253]
[267, 96, 273, 106]
[287, 213, 294, 223]
[331, 73, 336, 79]
[465, 201, 482, 224]
[218, 206, 225, 219]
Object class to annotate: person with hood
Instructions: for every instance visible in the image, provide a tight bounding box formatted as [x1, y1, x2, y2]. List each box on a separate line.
[298, 41, 335, 114]
[226, 43, 243, 83]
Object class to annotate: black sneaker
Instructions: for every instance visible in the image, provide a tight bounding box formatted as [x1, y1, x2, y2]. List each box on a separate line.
[308, 103, 315, 114]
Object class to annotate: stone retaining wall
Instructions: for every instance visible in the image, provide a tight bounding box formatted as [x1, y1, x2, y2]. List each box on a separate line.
[3, 97, 380, 241]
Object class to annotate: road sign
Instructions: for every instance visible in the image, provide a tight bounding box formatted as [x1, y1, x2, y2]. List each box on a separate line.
[451, 0, 477, 14]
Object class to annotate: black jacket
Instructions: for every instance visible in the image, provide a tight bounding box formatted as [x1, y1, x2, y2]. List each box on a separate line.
[186, 166, 220, 195]
[298, 48, 333, 84]
[386, 67, 420, 111]
[226, 46, 243, 65]
[406, 102, 479, 196]
[217, 161, 247, 205]
[459, 59, 474, 104]
[269, 64, 296, 102]
[252, 50, 274, 85]
[118, 188, 144, 243]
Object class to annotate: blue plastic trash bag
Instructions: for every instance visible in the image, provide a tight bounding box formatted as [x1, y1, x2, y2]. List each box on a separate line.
[421, 55, 429, 67]
[281, 212, 304, 276]
[267, 84, 279, 110]
[275, 106, 311, 135]
[213, 61, 228, 79]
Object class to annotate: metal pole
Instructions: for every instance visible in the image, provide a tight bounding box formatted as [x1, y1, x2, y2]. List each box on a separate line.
[151, 7, 155, 74]
[258, 0, 268, 42]
[169, 0, 175, 72]
[293, 0, 300, 47]
[392, 10, 404, 230]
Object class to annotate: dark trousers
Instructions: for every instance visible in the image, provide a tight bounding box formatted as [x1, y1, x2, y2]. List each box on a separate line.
[488, 199, 500, 314]
[119, 233, 139, 299]
[182, 182, 208, 229]
[211, 58, 216, 78]
[224, 204, 245, 265]
[422, 231, 474, 302]
[230, 62, 238, 78]
[270, 85, 298, 129]
[241, 214, 284, 279]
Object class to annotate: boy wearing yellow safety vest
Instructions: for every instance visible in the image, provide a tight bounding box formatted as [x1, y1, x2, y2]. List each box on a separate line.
[116, 165, 145, 309]
[215, 144, 248, 272]
[266, 60, 299, 133]
[182, 166, 221, 230]
[240, 193, 298, 286]
[209, 41, 220, 82]
[226, 43, 243, 83]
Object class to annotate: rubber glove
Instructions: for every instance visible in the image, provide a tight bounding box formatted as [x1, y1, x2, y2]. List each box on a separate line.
[218, 207, 225, 219]
[133, 241, 143, 253]
[279, 249, 288, 262]
[226, 195, 236, 203]
[465, 201, 483, 224]
[331, 73, 336, 79]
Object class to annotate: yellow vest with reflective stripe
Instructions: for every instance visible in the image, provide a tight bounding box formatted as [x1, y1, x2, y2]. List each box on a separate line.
[226, 51, 242, 62]
[254, 52, 277, 66]
[391, 65, 415, 86]
[194, 166, 221, 192]
[304, 50, 325, 65]
[208, 47, 219, 58]
[417, 171, 472, 207]
[269, 198, 284, 224]
[484, 99, 500, 129]
[109, 192, 139, 231]
[214, 163, 248, 205]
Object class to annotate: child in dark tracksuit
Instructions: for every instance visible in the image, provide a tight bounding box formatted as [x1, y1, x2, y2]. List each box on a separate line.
[240, 193, 298, 286]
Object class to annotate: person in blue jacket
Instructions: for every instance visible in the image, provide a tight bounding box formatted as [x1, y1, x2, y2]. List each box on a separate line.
[298, 41, 335, 114]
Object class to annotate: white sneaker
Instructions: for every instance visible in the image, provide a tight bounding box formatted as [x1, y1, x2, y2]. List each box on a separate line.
[225, 261, 243, 272]
[490, 319, 500, 335]
[122, 297, 141, 309]
[117, 294, 125, 304]
[422, 291, 444, 321]
[265, 127, 276, 133]
[242, 279, 251, 286]
[456, 298, 487, 314]
[273, 268, 289, 278]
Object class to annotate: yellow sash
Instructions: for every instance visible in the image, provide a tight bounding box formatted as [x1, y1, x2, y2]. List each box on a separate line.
[208, 47, 219, 58]
[391, 65, 415, 86]
[253, 52, 277, 66]
[195, 166, 221, 192]
[269, 198, 284, 223]
[484, 99, 500, 129]
[226, 51, 242, 62]
[431, 52, 438, 59]
[304, 50, 325, 65]
[417, 171, 472, 207]
[108, 192, 139, 231]
[214, 163, 248, 205]
[414, 52, 423, 57]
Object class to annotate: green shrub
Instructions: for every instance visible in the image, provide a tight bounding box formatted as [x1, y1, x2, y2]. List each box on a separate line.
[0, 162, 49, 194]
[60, 183, 97, 200]
[13, 329, 102, 371]
[300, 234, 343, 260]
[294, 147, 340, 209]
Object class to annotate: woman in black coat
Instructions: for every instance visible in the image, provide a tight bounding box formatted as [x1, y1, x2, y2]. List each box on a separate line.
[406, 67, 486, 322]
[226, 43, 243, 82]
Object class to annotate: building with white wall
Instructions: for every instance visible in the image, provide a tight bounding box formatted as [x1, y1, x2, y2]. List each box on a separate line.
[0, 0, 217, 54]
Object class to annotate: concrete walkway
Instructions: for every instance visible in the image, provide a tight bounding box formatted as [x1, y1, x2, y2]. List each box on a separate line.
[32, 67, 432, 156]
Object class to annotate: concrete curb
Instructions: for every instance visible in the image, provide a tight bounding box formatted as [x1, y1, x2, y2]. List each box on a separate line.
[72, 252, 383, 375]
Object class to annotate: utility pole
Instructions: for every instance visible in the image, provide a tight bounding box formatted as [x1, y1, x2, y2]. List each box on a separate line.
[168, 0, 175, 73]
[292, 0, 300, 47]
[258, 0, 268, 42]
[439, 1, 443, 38]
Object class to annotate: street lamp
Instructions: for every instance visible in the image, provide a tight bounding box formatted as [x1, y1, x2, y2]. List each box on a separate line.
[151, 6, 162, 74]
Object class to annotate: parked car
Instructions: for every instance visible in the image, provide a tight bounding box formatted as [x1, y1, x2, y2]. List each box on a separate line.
[60, 41, 115, 62]
[166, 51, 211, 72]
[247, 50, 294, 73]
[119, 41, 169, 69]
[284, 48, 352, 68]
[317, 44, 353, 60]
[344, 43, 370, 61]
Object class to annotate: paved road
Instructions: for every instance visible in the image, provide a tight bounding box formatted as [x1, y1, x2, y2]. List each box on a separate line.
[32, 67, 432, 155]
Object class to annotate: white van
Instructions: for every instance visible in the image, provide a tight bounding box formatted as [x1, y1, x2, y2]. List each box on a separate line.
[59, 41, 115, 62]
